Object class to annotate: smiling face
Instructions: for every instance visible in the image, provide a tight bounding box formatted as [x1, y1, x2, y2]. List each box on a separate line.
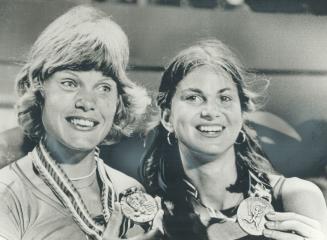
[41, 70, 118, 151]
[162, 66, 243, 159]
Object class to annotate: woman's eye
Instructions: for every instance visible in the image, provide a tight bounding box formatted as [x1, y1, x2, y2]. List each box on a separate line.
[221, 95, 232, 103]
[97, 85, 112, 93]
[61, 80, 77, 89]
[185, 95, 204, 104]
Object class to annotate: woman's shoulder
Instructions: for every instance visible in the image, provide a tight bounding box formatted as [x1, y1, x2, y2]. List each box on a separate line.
[269, 174, 323, 200]
[0, 155, 30, 184]
[0, 155, 34, 203]
[268, 174, 326, 219]
[104, 163, 144, 194]
[0, 127, 33, 169]
[281, 176, 325, 204]
[283, 176, 322, 193]
[0, 164, 17, 188]
[268, 173, 324, 202]
[267, 173, 322, 193]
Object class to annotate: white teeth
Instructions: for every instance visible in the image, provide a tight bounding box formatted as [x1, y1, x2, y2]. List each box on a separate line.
[199, 125, 223, 132]
[70, 118, 95, 127]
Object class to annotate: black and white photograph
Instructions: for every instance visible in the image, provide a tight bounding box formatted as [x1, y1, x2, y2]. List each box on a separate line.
[0, 0, 326, 239]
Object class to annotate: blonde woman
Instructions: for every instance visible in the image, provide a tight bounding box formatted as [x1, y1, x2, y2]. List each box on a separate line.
[0, 6, 162, 240]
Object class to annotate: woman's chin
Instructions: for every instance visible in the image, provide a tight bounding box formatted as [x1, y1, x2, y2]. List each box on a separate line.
[188, 142, 235, 159]
[60, 138, 100, 152]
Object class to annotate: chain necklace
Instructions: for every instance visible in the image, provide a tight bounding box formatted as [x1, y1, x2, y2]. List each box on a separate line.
[70, 166, 97, 181]
[32, 141, 115, 240]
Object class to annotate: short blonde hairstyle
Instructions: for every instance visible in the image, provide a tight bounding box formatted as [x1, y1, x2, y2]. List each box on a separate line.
[15, 5, 150, 143]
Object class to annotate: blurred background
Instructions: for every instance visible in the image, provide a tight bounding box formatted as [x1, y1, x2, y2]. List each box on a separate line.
[0, 0, 327, 184]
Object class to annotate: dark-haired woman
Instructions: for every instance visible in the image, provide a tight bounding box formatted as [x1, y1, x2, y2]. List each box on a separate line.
[140, 39, 327, 240]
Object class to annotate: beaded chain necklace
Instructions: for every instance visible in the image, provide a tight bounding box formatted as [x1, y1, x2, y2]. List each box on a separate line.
[32, 141, 116, 240]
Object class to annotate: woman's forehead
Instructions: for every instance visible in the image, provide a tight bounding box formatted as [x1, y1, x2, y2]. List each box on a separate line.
[176, 66, 236, 91]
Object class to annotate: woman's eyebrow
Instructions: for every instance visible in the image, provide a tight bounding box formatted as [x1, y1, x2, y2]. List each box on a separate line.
[57, 70, 78, 78]
[181, 87, 232, 94]
[181, 88, 203, 94]
[97, 78, 117, 86]
[99, 77, 115, 82]
[218, 87, 232, 94]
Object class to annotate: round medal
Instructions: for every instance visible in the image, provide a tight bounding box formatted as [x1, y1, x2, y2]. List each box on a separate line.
[120, 190, 158, 224]
[237, 197, 273, 236]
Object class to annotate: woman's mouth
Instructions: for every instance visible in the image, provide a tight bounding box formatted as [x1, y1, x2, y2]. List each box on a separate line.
[66, 117, 99, 130]
[196, 125, 225, 136]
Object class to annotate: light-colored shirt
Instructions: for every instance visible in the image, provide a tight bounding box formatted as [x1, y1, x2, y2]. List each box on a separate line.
[0, 153, 144, 240]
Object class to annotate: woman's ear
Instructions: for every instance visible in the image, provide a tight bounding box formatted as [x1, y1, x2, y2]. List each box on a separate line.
[161, 108, 174, 133]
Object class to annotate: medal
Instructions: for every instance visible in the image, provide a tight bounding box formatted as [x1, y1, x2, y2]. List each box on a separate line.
[120, 188, 158, 224]
[237, 197, 273, 235]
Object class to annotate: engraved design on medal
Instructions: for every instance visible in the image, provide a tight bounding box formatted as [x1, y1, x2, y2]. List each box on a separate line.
[237, 197, 273, 235]
[120, 189, 158, 224]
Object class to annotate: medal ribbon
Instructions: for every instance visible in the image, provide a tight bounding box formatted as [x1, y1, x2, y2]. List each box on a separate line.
[32, 142, 116, 240]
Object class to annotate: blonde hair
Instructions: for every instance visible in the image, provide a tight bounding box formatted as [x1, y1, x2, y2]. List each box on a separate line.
[15, 5, 150, 143]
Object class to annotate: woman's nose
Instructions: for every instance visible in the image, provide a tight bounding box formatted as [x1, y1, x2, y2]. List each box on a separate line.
[200, 103, 221, 119]
[75, 91, 96, 111]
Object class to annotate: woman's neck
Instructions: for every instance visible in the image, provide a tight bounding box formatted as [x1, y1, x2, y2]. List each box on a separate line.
[180, 146, 241, 210]
[42, 135, 96, 179]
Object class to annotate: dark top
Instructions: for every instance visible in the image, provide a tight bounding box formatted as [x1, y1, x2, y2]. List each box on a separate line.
[161, 172, 285, 240]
